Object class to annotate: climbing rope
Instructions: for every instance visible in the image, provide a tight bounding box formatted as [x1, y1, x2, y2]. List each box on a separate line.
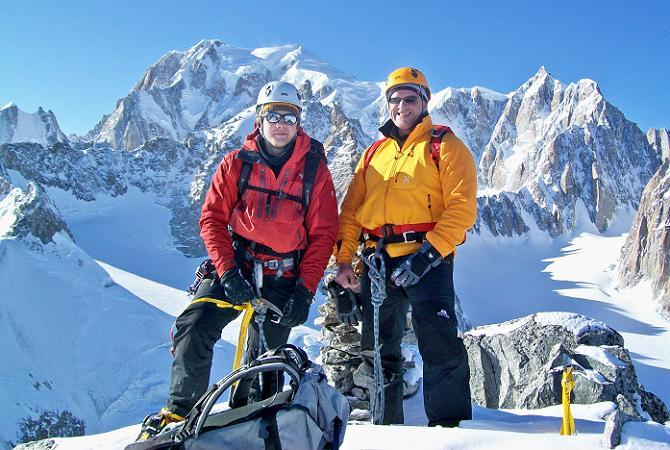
[364, 242, 388, 425]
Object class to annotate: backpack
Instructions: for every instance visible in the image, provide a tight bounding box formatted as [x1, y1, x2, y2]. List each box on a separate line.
[361, 125, 452, 178]
[125, 345, 350, 450]
[236, 138, 326, 211]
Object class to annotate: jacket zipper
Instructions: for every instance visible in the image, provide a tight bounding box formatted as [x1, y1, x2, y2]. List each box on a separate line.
[427, 193, 433, 220]
[384, 144, 405, 222]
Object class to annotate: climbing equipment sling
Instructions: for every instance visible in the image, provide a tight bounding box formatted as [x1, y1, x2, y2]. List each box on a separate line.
[363, 241, 388, 425]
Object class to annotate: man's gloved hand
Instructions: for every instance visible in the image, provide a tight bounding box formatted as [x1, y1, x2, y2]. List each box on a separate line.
[390, 241, 443, 288]
[279, 284, 313, 327]
[327, 279, 362, 326]
[219, 268, 255, 305]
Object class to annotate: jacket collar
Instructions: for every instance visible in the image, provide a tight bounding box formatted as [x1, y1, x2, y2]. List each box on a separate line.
[379, 113, 433, 147]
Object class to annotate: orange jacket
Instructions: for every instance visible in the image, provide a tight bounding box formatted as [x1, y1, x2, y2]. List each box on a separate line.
[200, 128, 338, 293]
[337, 115, 477, 261]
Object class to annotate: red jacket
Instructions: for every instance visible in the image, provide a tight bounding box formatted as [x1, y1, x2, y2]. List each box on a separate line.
[200, 127, 338, 293]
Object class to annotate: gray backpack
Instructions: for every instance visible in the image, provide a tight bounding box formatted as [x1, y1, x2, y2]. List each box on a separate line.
[126, 345, 350, 450]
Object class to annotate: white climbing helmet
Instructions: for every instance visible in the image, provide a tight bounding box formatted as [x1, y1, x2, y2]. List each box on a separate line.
[256, 81, 303, 111]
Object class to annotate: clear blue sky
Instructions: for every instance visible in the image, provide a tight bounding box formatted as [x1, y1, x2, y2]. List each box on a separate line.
[1, 0, 667, 135]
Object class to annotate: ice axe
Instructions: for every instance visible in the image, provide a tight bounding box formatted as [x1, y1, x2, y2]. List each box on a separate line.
[232, 297, 283, 370]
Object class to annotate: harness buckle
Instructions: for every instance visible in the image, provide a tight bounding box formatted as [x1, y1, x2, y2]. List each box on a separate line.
[265, 260, 279, 270]
[402, 231, 417, 243]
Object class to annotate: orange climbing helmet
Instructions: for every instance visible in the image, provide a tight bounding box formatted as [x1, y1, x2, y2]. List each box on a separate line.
[384, 67, 431, 101]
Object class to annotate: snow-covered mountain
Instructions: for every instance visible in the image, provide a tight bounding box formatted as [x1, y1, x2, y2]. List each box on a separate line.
[88, 40, 380, 153]
[476, 67, 660, 237]
[1, 41, 663, 259]
[0, 173, 176, 448]
[75, 43, 661, 241]
[0, 103, 68, 147]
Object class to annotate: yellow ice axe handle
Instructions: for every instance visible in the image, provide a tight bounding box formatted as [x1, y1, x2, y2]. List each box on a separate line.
[189, 297, 255, 370]
[560, 366, 576, 435]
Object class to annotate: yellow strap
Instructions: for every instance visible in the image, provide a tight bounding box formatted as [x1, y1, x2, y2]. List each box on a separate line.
[233, 305, 255, 370]
[190, 297, 248, 311]
[560, 366, 576, 435]
[189, 297, 255, 371]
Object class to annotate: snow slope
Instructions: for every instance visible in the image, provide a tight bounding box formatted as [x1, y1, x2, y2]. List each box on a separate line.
[15, 187, 666, 449]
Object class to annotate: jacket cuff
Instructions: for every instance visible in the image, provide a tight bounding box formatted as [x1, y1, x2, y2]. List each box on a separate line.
[215, 259, 238, 278]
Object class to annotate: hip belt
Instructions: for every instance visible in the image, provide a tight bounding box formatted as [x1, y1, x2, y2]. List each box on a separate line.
[362, 222, 436, 244]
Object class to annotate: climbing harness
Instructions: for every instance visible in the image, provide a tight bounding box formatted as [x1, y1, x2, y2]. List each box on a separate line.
[363, 240, 388, 425]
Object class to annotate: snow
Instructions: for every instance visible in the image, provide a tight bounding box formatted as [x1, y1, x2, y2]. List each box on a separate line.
[574, 344, 627, 368]
[2, 184, 669, 448]
[0, 188, 20, 234]
[37, 402, 670, 449]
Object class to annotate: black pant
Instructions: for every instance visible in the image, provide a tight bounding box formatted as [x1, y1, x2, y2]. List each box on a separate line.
[166, 273, 296, 418]
[360, 252, 472, 426]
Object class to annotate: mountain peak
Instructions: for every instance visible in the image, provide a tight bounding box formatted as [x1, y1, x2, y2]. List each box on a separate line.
[0, 104, 69, 146]
[529, 66, 555, 84]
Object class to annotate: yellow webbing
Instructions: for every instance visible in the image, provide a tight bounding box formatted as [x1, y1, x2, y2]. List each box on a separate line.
[189, 297, 255, 370]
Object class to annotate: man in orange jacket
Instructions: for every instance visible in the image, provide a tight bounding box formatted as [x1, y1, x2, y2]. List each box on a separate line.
[335, 67, 477, 427]
[139, 81, 338, 439]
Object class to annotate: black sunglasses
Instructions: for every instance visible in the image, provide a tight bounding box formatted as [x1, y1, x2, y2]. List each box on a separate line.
[263, 111, 298, 125]
[388, 95, 420, 105]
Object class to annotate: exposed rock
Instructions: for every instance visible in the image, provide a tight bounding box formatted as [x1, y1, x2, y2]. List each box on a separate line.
[648, 128, 670, 162]
[464, 312, 668, 424]
[13, 439, 57, 450]
[602, 394, 646, 448]
[619, 159, 670, 318]
[0, 182, 74, 245]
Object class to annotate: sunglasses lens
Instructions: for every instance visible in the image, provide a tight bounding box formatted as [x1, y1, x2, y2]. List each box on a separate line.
[264, 112, 298, 125]
[265, 112, 281, 123]
[389, 95, 419, 105]
[283, 114, 297, 125]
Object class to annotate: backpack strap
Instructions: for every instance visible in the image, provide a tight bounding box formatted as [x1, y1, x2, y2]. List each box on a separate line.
[429, 125, 453, 168]
[361, 137, 389, 179]
[301, 138, 326, 211]
[362, 126, 452, 177]
[236, 149, 261, 202]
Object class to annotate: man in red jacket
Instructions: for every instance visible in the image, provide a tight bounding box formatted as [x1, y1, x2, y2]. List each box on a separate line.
[139, 81, 338, 439]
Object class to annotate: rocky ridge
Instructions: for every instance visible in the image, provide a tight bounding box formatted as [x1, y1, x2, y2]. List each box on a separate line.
[619, 159, 670, 318]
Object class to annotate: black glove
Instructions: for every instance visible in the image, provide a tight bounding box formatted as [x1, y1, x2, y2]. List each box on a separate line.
[279, 284, 313, 327]
[219, 268, 255, 305]
[390, 241, 443, 288]
[327, 279, 362, 326]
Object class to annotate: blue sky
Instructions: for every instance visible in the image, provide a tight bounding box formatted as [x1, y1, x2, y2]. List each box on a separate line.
[1, 0, 667, 135]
